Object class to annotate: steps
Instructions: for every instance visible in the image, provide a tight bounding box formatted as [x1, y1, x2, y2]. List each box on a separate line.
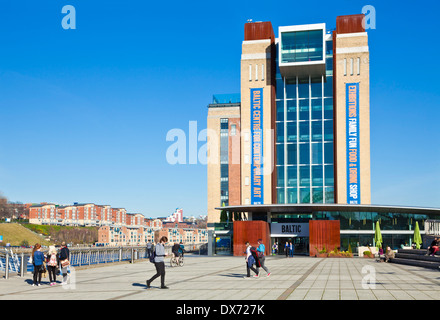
[390, 249, 440, 270]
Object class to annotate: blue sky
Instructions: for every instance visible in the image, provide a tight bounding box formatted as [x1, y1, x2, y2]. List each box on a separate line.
[0, 0, 439, 218]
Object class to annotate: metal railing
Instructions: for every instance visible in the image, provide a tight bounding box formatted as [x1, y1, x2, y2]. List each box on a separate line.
[1, 243, 207, 279]
[425, 220, 440, 236]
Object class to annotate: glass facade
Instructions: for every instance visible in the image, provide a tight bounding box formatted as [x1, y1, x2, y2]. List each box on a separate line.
[280, 30, 324, 63]
[271, 210, 430, 251]
[276, 37, 334, 204]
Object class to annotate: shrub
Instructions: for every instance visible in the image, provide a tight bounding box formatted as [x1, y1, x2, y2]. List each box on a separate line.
[363, 250, 372, 257]
[319, 246, 328, 254]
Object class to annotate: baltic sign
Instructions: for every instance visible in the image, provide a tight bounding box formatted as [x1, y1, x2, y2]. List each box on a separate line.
[270, 223, 309, 237]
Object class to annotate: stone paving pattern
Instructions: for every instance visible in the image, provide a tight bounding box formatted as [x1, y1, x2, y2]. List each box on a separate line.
[1, 255, 440, 300]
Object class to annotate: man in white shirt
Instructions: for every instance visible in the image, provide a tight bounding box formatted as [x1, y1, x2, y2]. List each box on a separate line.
[244, 241, 259, 279]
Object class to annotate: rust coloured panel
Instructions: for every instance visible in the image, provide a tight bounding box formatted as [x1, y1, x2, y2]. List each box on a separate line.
[233, 220, 271, 256]
[244, 21, 275, 43]
[336, 14, 365, 34]
[309, 220, 341, 256]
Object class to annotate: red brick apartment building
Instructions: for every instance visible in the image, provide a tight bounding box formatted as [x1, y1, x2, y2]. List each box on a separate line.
[28, 202, 208, 247]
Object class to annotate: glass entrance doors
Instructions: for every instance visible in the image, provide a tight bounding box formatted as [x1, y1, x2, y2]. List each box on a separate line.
[272, 237, 309, 256]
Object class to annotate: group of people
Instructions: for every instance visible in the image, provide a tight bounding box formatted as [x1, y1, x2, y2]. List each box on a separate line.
[284, 241, 295, 257]
[378, 246, 395, 262]
[30, 242, 70, 286]
[244, 239, 271, 278]
[272, 241, 297, 257]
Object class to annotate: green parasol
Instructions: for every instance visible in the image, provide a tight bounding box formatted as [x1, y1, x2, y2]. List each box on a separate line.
[374, 220, 383, 249]
[413, 221, 422, 249]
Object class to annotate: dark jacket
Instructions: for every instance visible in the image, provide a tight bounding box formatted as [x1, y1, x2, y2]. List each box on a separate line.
[59, 246, 70, 261]
[250, 247, 261, 267]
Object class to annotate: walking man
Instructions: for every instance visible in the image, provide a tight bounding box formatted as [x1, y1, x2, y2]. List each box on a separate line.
[244, 241, 259, 278]
[146, 241, 153, 258]
[146, 236, 169, 289]
[256, 239, 271, 277]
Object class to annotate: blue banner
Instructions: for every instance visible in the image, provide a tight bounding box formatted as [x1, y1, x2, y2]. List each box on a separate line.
[251, 88, 263, 204]
[346, 83, 360, 204]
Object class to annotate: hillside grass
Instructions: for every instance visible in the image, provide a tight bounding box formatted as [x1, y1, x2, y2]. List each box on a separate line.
[0, 223, 52, 246]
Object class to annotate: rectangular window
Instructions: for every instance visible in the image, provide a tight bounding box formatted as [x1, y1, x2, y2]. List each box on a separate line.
[255, 65, 258, 81]
[280, 29, 323, 63]
[230, 124, 236, 136]
[249, 64, 252, 81]
[277, 189, 285, 204]
[357, 57, 360, 75]
[261, 64, 265, 81]
[287, 188, 298, 204]
[287, 143, 297, 165]
[299, 143, 310, 165]
[287, 166, 297, 187]
[343, 58, 347, 76]
[350, 58, 353, 76]
[276, 167, 284, 187]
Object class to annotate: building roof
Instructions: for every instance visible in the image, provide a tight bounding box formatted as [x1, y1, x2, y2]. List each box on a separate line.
[215, 204, 440, 215]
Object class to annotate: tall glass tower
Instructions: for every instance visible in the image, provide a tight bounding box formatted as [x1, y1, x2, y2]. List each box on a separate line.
[207, 15, 371, 225]
[275, 24, 335, 204]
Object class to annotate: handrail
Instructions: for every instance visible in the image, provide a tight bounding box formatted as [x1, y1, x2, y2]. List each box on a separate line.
[1, 243, 207, 279]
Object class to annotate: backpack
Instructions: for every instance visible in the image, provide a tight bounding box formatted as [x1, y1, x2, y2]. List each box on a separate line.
[249, 247, 261, 267]
[149, 249, 156, 263]
[48, 254, 58, 267]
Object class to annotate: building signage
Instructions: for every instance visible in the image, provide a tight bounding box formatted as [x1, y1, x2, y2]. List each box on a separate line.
[346, 82, 361, 204]
[251, 88, 263, 204]
[270, 223, 309, 237]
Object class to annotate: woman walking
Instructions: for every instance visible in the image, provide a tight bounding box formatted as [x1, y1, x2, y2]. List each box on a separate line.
[46, 246, 59, 286]
[31, 243, 45, 286]
[146, 236, 169, 289]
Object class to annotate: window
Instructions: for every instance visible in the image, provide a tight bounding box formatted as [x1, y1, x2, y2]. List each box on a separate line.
[249, 64, 252, 81]
[357, 57, 360, 75]
[261, 64, 265, 81]
[350, 58, 353, 76]
[343, 58, 347, 76]
[280, 29, 324, 63]
[230, 124, 236, 136]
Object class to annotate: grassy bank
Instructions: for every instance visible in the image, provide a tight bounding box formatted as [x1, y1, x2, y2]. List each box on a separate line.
[0, 223, 51, 246]
[0, 223, 99, 246]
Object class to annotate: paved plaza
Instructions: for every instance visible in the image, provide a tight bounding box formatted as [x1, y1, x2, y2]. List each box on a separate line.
[1, 255, 440, 300]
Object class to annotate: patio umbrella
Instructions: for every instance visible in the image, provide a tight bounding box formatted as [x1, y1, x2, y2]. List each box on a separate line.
[374, 221, 383, 249]
[413, 221, 422, 249]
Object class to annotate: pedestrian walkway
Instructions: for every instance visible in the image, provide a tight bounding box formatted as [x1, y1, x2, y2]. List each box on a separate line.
[1, 255, 440, 300]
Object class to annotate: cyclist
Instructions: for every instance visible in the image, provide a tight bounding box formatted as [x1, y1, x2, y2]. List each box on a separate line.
[172, 242, 182, 264]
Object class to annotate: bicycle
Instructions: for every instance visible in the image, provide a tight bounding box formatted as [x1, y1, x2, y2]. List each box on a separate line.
[170, 253, 184, 267]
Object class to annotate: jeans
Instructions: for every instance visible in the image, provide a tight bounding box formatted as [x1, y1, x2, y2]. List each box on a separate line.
[246, 262, 258, 277]
[256, 256, 270, 274]
[47, 265, 57, 283]
[33, 264, 43, 284]
[149, 261, 166, 287]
